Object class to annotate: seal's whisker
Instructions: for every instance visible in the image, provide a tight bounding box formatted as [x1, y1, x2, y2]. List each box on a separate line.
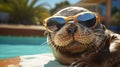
[40, 40, 54, 46]
[48, 40, 54, 44]
[40, 41, 48, 46]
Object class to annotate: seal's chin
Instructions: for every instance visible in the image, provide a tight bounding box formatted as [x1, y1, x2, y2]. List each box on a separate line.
[53, 40, 95, 53]
[68, 41, 81, 46]
[65, 40, 94, 53]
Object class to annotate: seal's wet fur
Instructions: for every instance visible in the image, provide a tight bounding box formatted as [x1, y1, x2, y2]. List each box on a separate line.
[44, 7, 120, 67]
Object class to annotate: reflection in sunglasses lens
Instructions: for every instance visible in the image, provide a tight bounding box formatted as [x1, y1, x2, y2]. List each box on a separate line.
[47, 17, 65, 31]
[77, 13, 95, 21]
[77, 13, 96, 27]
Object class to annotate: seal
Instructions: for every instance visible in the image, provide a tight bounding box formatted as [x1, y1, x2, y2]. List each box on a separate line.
[43, 6, 120, 67]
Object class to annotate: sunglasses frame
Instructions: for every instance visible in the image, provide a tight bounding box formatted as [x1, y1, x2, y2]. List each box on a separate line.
[43, 12, 100, 32]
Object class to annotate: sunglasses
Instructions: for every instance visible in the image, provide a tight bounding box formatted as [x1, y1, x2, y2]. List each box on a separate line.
[43, 12, 100, 32]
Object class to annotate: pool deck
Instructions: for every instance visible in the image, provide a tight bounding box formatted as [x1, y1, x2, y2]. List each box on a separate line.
[0, 57, 20, 67]
[0, 24, 45, 37]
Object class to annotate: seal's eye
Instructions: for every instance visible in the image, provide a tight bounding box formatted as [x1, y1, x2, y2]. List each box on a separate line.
[46, 17, 65, 31]
[77, 13, 96, 28]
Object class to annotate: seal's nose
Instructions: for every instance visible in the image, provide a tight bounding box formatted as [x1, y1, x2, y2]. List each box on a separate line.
[67, 26, 77, 35]
[67, 21, 77, 35]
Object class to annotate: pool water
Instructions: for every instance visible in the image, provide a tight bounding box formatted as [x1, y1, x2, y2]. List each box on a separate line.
[0, 36, 52, 59]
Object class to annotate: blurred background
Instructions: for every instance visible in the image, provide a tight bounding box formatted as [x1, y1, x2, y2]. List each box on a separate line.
[0, 0, 120, 59]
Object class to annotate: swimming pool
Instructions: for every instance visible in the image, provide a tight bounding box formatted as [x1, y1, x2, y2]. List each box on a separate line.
[0, 36, 52, 59]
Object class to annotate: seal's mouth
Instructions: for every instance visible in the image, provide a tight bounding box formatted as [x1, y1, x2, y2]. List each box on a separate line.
[68, 41, 81, 46]
[66, 40, 94, 53]
[52, 40, 95, 53]
[67, 40, 94, 48]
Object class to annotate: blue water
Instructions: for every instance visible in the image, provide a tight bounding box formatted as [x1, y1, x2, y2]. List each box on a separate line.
[0, 36, 52, 59]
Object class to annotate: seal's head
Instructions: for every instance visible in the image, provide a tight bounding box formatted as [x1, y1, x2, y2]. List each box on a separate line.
[43, 7, 106, 63]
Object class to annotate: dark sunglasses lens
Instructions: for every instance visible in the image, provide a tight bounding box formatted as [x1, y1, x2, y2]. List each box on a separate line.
[47, 17, 65, 31]
[77, 13, 96, 27]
